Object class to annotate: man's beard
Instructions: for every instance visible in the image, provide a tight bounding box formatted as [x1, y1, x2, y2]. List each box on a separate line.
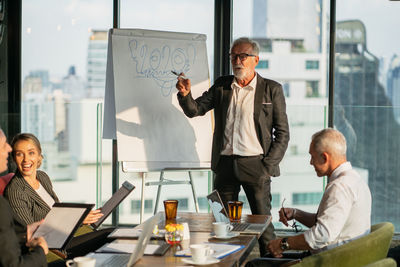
[233, 65, 249, 80]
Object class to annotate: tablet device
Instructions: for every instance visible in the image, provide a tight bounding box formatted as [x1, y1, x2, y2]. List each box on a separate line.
[91, 181, 135, 229]
[32, 203, 94, 250]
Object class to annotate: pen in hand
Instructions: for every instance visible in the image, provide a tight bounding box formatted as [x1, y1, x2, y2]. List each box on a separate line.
[171, 70, 188, 80]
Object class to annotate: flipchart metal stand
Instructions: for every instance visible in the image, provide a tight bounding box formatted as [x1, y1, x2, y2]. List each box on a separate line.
[123, 163, 209, 223]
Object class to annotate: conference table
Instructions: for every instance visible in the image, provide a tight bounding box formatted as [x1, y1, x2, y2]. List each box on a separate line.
[90, 212, 271, 267]
[135, 212, 269, 266]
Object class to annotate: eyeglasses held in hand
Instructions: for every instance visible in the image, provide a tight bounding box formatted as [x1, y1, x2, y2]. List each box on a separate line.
[281, 198, 302, 233]
[229, 53, 256, 61]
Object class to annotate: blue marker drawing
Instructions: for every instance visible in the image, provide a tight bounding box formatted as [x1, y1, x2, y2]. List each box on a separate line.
[129, 39, 196, 97]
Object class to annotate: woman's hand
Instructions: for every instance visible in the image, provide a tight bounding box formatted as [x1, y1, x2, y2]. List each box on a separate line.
[27, 219, 44, 241]
[82, 209, 103, 225]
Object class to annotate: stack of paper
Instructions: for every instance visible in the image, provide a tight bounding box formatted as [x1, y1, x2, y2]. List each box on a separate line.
[96, 240, 160, 255]
[108, 227, 166, 239]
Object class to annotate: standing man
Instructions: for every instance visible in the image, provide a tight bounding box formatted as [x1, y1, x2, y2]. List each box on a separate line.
[247, 128, 371, 266]
[176, 37, 290, 255]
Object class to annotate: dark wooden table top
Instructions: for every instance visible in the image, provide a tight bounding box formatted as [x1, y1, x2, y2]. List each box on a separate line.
[90, 212, 270, 266]
[135, 231, 257, 267]
[159, 212, 271, 238]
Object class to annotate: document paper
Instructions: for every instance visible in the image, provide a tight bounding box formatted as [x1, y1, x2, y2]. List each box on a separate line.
[32, 206, 88, 248]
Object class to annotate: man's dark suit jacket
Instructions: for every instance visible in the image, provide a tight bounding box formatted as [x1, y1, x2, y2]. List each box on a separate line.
[0, 195, 47, 267]
[178, 74, 289, 176]
[4, 170, 60, 225]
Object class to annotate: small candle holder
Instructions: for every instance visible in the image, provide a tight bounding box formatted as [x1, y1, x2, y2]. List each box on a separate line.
[165, 223, 184, 245]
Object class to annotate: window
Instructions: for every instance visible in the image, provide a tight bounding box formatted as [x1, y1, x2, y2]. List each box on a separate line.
[256, 60, 269, 69]
[176, 198, 189, 210]
[306, 81, 320, 97]
[119, 0, 215, 224]
[292, 192, 323, 205]
[233, 0, 329, 229]
[197, 197, 209, 210]
[283, 82, 290, 97]
[21, 1, 113, 206]
[335, 0, 400, 231]
[255, 38, 272, 52]
[271, 193, 280, 208]
[306, 60, 319, 70]
[131, 199, 153, 214]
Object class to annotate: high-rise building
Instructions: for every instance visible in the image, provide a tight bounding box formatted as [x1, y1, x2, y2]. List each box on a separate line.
[252, 0, 268, 38]
[62, 65, 85, 100]
[87, 30, 108, 98]
[335, 20, 400, 228]
[252, 0, 324, 52]
[387, 55, 400, 124]
[22, 70, 51, 99]
[247, 0, 330, 226]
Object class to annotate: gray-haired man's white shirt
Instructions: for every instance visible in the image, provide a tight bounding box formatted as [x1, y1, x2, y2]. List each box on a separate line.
[221, 74, 263, 156]
[304, 162, 372, 254]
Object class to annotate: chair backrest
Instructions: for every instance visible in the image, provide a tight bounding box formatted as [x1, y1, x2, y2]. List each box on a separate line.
[292, 222, 395, 267]
[0, 173, 14, 195]
[363, 258, 397, 267]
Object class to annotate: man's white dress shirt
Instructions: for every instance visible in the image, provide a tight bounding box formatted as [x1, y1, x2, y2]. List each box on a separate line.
[303, 162, 372, 253]
[221, 75, 263, 156]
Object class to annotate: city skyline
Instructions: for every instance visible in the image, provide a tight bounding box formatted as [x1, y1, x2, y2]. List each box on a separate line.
[19, 0, 400, 228]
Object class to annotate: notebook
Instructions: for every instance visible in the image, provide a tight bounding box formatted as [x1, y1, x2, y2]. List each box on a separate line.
[207, 190, 270, 235]
[89, 213, 162, 267]
[91, 180, 135, 229]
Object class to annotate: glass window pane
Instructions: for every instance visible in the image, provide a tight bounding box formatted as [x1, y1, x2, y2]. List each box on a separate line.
[22, 1, 113, 211]
[119, 0, 214, 224]
[233, 0, 330, 229]
[335, 0, 400, 231]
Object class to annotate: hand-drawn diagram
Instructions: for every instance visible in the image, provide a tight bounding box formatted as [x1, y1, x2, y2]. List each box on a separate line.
[108, 31, 212, 170]
[129, 39, 196, 97]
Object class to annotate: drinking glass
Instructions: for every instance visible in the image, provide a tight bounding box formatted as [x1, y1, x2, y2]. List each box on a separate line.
[228, 201, 243, 222]
[163, 199, 178, 223]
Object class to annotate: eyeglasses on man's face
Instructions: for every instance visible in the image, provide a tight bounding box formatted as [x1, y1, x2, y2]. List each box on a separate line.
[281, 198, 302, 233]
[229, 53, 256, 61]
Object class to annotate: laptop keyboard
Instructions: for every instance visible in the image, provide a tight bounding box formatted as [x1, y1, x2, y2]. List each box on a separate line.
[231, 222, 250, 231]
[102, 254, 130, 266]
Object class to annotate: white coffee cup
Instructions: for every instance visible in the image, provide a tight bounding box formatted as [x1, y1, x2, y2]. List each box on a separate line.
[190, 244, 212, 263]
[212, 222, 233, 237]
[66, 256, 96, 267]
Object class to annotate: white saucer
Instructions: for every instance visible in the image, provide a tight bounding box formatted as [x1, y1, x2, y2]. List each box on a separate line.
[210, 232, 240, 239]
[181, 257, 220, 265]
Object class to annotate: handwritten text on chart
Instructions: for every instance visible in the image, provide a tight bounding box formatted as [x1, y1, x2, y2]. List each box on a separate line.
[129, 39, 196, 97]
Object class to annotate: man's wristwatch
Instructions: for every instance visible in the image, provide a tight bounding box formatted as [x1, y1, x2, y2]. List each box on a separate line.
[280, 237, 290, 251]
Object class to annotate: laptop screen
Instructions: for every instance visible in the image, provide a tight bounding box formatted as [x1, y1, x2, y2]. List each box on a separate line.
[127, 213, 162, 266]
[206, 190, 230, 223]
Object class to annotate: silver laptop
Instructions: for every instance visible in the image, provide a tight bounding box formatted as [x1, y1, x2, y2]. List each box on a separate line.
[89, 213, 161, 267]
[206, 190, 270, 235]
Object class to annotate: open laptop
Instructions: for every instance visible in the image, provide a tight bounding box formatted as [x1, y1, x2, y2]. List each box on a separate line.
[89, 213, 162, 267]
[207, 190, 270, 235]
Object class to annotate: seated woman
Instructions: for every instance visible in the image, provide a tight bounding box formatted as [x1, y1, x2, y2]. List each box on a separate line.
[4, 133, 103, 226]
[0, 128, 49, 267]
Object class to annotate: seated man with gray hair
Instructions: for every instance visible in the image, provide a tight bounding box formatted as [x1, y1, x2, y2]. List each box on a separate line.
[246, 128, 371, 266]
